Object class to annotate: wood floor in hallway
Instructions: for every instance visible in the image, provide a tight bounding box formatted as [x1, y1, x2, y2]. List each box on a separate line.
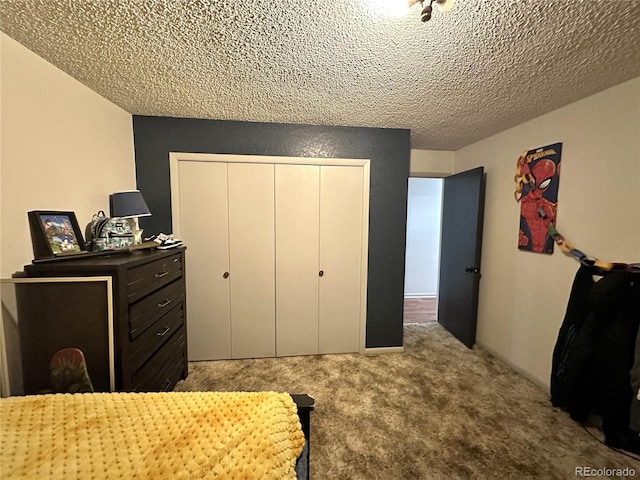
[403, 297, 437, 324]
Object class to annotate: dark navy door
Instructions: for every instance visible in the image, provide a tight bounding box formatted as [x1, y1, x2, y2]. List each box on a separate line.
[438, 167, 486, 348]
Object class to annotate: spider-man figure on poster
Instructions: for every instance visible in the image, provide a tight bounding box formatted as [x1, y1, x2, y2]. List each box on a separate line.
[515, 143, 562, 254]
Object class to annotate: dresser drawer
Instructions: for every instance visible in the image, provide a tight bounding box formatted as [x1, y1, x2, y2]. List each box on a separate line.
[154, 349, 186, 392]
[130, 303, 184, 372]
[129, 279, 184, 340]
[132, 327, 186, 392]
[127, 252, 183, 303]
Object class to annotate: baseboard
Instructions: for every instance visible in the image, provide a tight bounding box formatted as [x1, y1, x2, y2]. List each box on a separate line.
[363, 346, 405, 355]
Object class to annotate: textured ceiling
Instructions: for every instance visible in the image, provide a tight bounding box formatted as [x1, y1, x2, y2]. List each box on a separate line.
[1, 0, 639, 150]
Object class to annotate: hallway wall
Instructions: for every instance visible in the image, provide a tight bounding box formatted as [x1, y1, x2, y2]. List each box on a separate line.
[404, 178, 443, 297]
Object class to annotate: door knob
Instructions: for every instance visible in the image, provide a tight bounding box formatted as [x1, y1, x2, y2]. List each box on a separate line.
[223, 272, 229, 278]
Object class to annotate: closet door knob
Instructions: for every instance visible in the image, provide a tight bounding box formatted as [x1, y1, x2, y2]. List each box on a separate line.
[319, 270, 324, 277]
[223, 272, 229, 278]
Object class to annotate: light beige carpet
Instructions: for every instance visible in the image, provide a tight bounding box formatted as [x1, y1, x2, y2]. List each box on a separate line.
[174, 322, 640, 479]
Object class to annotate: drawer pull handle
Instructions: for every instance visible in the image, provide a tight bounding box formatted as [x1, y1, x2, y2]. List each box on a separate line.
[174, 258, 179, 263]
[157, 299, 172, 308]
[157, 326, 171, 337]
[154, 271, 169, 278]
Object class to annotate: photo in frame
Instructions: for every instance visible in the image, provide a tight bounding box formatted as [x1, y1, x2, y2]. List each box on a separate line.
[28, 211, 87, 260]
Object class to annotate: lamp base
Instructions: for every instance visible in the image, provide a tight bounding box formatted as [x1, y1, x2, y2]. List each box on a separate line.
[126, 217, 144, 245]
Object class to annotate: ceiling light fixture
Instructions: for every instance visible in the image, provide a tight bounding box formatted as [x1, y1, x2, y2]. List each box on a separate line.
[408, 0, 456, 22]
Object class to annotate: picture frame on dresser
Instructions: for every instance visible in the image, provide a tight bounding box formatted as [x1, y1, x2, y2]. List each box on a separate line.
[27, 210, 87, 260]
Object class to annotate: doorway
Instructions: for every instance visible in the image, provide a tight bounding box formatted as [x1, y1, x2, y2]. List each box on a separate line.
[403, 177, 443, 324]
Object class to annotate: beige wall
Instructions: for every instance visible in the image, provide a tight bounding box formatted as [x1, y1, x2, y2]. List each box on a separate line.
[0, 33, 135, 277]
[410, 149, 454, 177]
[455, 77, 640, 388]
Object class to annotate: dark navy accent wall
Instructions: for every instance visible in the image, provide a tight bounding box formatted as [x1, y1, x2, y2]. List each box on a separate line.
[132, 116, 409, 349]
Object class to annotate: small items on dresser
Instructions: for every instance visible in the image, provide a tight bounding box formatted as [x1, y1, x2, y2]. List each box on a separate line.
[146, 232, 184, 249]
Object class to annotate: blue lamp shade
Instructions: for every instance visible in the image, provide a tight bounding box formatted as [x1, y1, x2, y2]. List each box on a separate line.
[109, 190, 151, 218]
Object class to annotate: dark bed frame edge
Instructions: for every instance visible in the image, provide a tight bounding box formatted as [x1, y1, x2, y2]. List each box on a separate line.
[291, 394, 314, 480]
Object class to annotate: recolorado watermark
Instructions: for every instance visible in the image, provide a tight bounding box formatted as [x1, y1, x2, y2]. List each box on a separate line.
[575, 466, 636, 477]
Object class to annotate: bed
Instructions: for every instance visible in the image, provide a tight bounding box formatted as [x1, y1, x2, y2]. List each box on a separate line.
[0, 391, 314, 480]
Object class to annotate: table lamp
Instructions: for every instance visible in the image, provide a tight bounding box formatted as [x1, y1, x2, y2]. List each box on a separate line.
[109, 190, 151, 244]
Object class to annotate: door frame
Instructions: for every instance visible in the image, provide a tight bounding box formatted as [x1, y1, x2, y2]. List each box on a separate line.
[403, 174, 446, 325]
[169, 152, 371, 354]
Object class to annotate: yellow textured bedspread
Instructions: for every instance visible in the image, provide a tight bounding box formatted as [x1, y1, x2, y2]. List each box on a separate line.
[1, 391, 305, 479]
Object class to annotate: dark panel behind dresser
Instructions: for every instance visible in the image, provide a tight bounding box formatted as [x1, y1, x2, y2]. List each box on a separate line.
[15, 281, 111, 394]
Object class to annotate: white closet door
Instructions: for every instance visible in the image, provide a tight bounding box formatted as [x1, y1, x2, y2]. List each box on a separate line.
[319, 166, 364, 353]
[178, 161, 231, 360]
[228, 163, 276, 359]
[275, 164, 320, 356]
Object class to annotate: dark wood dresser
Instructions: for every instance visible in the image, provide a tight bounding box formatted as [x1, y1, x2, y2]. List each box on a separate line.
[21, 248, 187, 393]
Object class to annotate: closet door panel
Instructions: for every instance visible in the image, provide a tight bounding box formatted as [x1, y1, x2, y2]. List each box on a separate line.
[228, 163, 276, 359]
[178, 161, 231, 360]
[275, 164, 320, 356]
[319, 166, 364, 354]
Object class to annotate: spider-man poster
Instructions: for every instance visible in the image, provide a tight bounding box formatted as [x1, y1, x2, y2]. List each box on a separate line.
[515, 142, 562, 254]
